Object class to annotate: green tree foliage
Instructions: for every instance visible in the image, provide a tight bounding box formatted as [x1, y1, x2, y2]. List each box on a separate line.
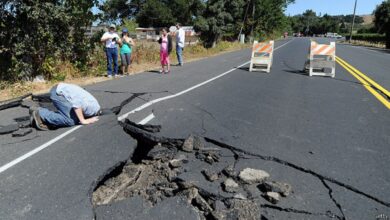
[195, 0, 293, 47]
[100, 0, 204, 26]
[136, 0, 175, 27]
[251, 0, 293, 38]
[100, 0, 145, 23]
[374, 0, 390, 48]
[0, 0, 97, 81]
[194, 0, 245, 48]
[288, 11, 365, 35]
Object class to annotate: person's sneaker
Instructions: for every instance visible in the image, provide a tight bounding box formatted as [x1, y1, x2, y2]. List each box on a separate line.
[30, 110, 49, 131]
[107, 75, 113, 78]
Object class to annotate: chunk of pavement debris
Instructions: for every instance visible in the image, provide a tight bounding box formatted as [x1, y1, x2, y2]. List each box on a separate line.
[12, 128, 33, 137]
[184, 187, 199, 202]
[193, 135, 205, 150]
[204, 152, 220, 164]
[258, 181, 292, 197]
[226, 199, 261, 220]
[0, 124, 20, 135]
[174, 154, 189, 164]
[182, 135, 194, 152]
[210, 211, 225, 220]
[194, 194, 213, 213]
[147, 146, 177, 161]
[201, 169, 219, 182]
[264, 192, 281, 204]
[233, 193, 247, 200]
[223, 178, 239, 193]
[239, 168, 270, 184]
[222, 165, 237, 178]
[169, 159, 182, 168]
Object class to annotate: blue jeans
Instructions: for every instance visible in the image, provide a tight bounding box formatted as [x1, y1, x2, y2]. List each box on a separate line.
[176, 45, 183, 65]
[106, 48, 118, 76]
[39, 86, 79, 127]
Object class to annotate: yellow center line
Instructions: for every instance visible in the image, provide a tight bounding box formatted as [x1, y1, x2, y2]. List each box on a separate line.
[336, 56, 390, 98]
[335, 57, 390, 110]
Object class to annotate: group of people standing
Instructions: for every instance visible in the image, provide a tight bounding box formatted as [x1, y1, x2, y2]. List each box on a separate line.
[101, 24, 135, 78]
[29, 25, 186, 130]
[100, 23, 185, 77]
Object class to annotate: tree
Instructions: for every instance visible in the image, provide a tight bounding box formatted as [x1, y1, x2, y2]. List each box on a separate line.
[194, 0, 243, 48]
[100, 0, 204, 26]
[374, 0, 390, 48]
[100, 0, 145, 23]
[0, 0, 98, 81]
[136, 0, 175, 27]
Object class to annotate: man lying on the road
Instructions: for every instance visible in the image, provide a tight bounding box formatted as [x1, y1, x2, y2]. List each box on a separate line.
[30, 83, 101, 130]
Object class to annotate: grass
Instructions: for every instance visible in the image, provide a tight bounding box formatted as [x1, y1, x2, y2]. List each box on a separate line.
[341, 40, 386, 49]
[0, 41, 250, 101]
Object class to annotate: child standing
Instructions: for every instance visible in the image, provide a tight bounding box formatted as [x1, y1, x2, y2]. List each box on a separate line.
[158, 28, 172, 74]
[120, 28, 135, 75]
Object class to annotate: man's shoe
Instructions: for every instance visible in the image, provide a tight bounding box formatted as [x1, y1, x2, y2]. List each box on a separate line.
[31, 110, 49, 131]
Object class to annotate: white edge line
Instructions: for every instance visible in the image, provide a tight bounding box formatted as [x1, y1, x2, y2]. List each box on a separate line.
[0, 126, 81, 174]
[138, 113, 155, 125]
[118, 38, 294, 121]
[0, 38, 294, 175]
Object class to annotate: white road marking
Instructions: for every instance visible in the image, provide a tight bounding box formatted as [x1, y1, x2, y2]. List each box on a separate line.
[0, 126, 81, 174]
[0, 39, 294, 175]
[138, 113, 155, 125]
[118, 38, 295, 121]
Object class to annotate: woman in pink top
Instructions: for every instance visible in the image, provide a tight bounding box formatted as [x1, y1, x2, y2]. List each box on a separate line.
[158, 28, 172, 74]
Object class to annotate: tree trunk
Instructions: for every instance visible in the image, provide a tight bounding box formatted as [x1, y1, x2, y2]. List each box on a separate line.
[386, 31, 390, 49]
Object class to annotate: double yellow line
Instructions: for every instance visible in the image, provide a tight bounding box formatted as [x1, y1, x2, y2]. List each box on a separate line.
[336, 56, 390, 109]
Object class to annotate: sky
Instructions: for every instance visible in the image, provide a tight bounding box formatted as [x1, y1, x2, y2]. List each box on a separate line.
[285, 0, 384, 16]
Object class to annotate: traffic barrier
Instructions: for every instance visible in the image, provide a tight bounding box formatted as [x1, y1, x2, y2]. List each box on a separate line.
[307, 41, 336, 78]
[249, 40, 274, 73]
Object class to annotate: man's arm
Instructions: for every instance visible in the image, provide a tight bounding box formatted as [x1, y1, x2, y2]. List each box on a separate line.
[100, 33, 111, 42]
[74, 108, 99, 125]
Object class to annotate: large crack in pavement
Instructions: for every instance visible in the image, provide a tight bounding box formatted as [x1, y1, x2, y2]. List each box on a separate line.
[90, 118, 390, 219]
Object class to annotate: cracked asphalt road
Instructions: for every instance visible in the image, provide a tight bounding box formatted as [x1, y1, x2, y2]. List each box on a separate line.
[0, 37, 389, 219]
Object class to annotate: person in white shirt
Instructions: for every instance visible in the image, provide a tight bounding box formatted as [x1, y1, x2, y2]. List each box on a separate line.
[101, 24, 122, 78]
[175, 23, 185, 66]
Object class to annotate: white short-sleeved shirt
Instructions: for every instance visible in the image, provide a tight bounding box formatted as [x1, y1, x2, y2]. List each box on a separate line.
[176, 28, 185, 48]
[101, 32, 120, 48]
[56, 83, 100, 117]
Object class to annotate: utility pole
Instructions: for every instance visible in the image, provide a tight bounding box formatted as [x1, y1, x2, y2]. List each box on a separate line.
[349, 0, 357, 43]
[250, 0, 255, 43]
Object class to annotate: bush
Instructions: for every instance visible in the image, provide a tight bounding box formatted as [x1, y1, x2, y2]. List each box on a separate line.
[346, 34, 386, 43]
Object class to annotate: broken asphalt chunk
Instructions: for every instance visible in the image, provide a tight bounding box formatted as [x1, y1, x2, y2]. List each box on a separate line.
[169, 159, 182, 168]
[124, 119, 161, 133]
[263, 192, 281, 204]
[258, 181, 292, 197]
[222, 178, 239, 193]
[239, 168, 270, 184]
[222, 165, 237, 178]
[182, 135, 195, 152]
[0, 93, 32, 111]
[0, 124, 20, 135]
[147, 145, 177, 161]
[12, 128, 33, 137]
[201, 169, 219, 182]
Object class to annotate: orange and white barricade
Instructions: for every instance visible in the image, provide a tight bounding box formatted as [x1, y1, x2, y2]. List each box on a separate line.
[249, 40, 274, 73]
[309, 41, 336, 78]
